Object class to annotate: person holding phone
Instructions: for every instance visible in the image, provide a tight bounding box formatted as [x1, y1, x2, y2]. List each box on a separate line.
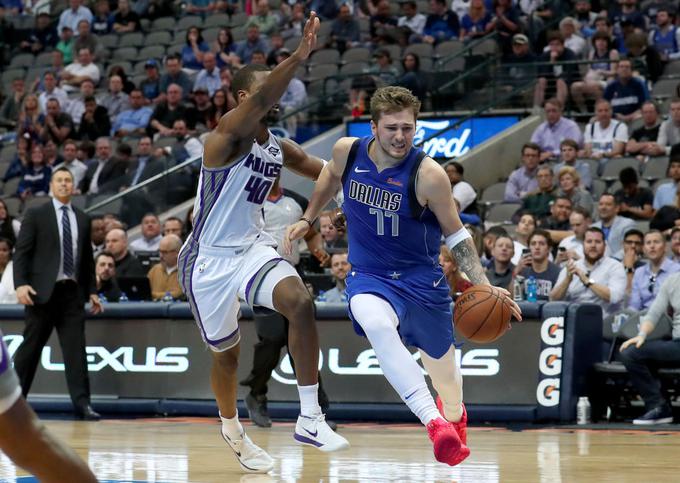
[514, 230, 561, 300]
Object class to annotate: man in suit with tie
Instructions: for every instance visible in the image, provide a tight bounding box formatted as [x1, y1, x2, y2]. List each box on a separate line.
[12, 167, 104, 420]
[78, 137, 128, 195]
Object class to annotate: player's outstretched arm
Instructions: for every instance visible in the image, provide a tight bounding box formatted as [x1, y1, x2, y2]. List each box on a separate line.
[419, 159, 523, 320]
[281, 138, 326, 180]
[203, 12, 320, 168]
[283, 137, 354, 254]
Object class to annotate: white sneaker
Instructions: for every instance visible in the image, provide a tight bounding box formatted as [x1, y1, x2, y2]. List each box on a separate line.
[221, 428, 275, 473]
[294, 414, 350, 452]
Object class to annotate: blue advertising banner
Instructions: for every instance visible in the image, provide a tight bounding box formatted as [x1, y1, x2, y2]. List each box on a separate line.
[346, 115, 519, 159]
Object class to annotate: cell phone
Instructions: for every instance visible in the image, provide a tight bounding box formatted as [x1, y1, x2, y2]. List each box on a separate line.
[558, 247, 566, 252]
[522, 248, 530, 255]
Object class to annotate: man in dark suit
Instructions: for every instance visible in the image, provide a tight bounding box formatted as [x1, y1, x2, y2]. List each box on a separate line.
[78, 137, 128, 195]
[13, 167, 104, 420]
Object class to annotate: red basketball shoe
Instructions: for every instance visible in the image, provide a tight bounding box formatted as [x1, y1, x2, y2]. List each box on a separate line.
[436, 396, 468, 445]
[426, 418, 470, 466]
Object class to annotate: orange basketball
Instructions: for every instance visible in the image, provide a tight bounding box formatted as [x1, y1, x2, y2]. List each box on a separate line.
[454, 285, 512, 343]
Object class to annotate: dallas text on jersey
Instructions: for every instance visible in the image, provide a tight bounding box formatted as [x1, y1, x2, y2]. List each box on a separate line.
[348, 179, 402, 211]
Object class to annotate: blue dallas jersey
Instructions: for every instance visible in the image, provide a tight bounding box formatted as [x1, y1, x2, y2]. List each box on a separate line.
[341, 136, 442, 273]
[341, 136, 454, 358]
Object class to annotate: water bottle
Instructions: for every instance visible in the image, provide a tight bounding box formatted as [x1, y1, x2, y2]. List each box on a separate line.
[316, 290, 327, 302]
[162, 291, 174, 302]
[119, 292, 129, 303]
[612, 313, 628, 334]
[577, 396, 591, 425]
[513, 276, 524, 302]
[98, 293, 107, 304]
[340, 292, 348, 303]
[526, 276, 538, 303]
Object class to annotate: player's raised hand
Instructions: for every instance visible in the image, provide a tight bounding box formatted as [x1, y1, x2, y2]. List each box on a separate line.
[495, 287, 523, 321]
[293, 11, 320, 61]
[283, 220, 311, 255]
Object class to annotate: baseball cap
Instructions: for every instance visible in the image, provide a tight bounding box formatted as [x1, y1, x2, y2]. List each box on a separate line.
[277, 47, 291, 57]
[193, 87, 209, 95]
[512, 34, 529, 45]
[145, 59, 159, 68]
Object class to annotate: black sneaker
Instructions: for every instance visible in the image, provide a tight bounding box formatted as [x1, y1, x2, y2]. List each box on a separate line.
[633, 405, 673, 425]
[245, 393, 272, 428]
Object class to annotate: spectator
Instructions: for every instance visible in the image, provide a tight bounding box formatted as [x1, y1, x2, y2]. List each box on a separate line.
[550, 227, 626, 317]
[184, 0, 218, 16]
[42, 139, 63, 168]
[459, 0, 493, 41]
[574, 0, 598, 36]
[614, 167, 654, 220]
[319, 210, 347, 251]
[147, 234, 183, 301]
[275, 50, 307, 138]
[17, 145, 51, 200]
[213, 27, 238, 69]
[73, 20, 103, 61]
[162, 217, 184, 238]
[583, 99, 628, 159]
[140, 59, 162, 105]
[53, 140, 88, 188]
[650, 193, 680, 233]
[206, 87, 233, 130]
[0, 237, 16, 303]
[519, 165, 557, 221]
[609, 0, 646, 32]
[481, 225, 508, 266]
[148, 84, 193, 138]
[57, 0, 94, 36]
[40, 99, 74, 145]
[235, 25, 269, 65]
[112, 0, 140, 33]
[281, 2, 306, 40]
[170, 119, 203, 162]
[245, 0, 279, 36]
[191, 53, 220, 99]
[91, 0, 113, 35]
[485, 234, 515, 291]
[104, 228, 146, 277]
[557, 206, 592, 263]
[3, 137, 30, 187]
[398, 1, 427, 39]
[556, 166, 594, 214]
[396, 53, 427, 100]
[182, 26, 210, 73]
[56, 26, 75, 66]
[79, 137, 127, 194]
[621, 227, 645, 295]
[558, 16, 586, 58]
[328, 3, 361, 52]
[592, 193, 636, 259]
[445, 161, 477, 214]
[21, 12, 58, 54]
[369, 0, 399, 45]
[626, 31, 664, 84]
[514, 229, 561, 300]
[159, 54, 193, 101]
[98, 75, 130, 124]
[77, 95, 111, 141]
[488, 0, 520, 54]
[122, 136, 165, 189]
[619, 271, 680, 425]
[0, 198, 20, 244]
[672, 227, 680, 262]
[511, 211, 537, 265]
[64, 78, 94, 128]
[369, 48, 400, 84]
[533, 32, 580, 110]
[94, 251, 121, 301]
[502, 33, 536, 87]
[603, 58, 649, 123]
[626, 101, 662, 158]
[129, 213, 163, 253]
[654, 98, 680, 156]
[531, 98, 583, 161]
[504, 142, 540, 202]
[553, 139, 592, 190]
[439, 245, 473, 294]
[17, 95, 45, 142]
[319, 252, 351, 303]
[653, 157, 680, 210]
[542, 195, 573, 231]
[420, 0, 460, 45]
[111, 89, 153, 139]
[61, 48, 101, 93]
[38, 71, 69, 115]
[250, 50, 267, 66]
[0, 78, 26, 129]
[571, 32, 619, 113]
[629, 230, 680, 311]
[648, 6, 680, 61]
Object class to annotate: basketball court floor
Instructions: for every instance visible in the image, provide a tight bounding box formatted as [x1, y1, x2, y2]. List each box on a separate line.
[2, 418, 679, 482]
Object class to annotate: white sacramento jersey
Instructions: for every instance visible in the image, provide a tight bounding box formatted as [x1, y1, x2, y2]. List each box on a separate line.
[190, 131, 284, 247]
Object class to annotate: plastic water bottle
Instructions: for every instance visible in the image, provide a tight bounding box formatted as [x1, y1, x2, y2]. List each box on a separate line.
[162, 291, 174, 302]
[577, 397, 591, 425]
[340, 292, 348, 303]
[98, 293, 107, 304]
[119, 292, 129, 303]
[513, 276, 524, 302]
[316, 290, 327, 302]
[526, 276, 538, 303]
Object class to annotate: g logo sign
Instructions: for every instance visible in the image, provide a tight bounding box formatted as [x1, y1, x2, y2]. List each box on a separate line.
[540, 317, 564, 345]
[539, 347, 562, 376]
[537, 317, 564, 407]
[536, 378, 560, 407]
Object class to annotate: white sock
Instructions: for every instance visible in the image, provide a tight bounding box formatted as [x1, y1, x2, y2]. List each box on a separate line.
[297, 383, 322, 417]
[401, 383, 442, 425]
[220, 412, 244, 441]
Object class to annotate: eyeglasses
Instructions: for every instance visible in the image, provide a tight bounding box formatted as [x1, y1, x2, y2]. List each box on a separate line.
[648, 274, 657, 293]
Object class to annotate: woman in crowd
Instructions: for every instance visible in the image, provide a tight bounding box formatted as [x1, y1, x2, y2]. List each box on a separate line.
[17, 145, 51, 200]
[207, 88, 231, 130]
[212, 27, 239, 69]
[397, 53, 427, 100]
[557, 166, 593, 214]
[0, 199, 21, 244]
[460, 0, 493, 41]
[439, 245, 473, 295]
[0, 237, 16, 303]
[182, 26, 210, 72]
[570, 31, 619, 113]
[3, 135, 31, 183]
[17, 95, 44, 142]
[108, 65, 136, 94]
[511, 211, 536, 265]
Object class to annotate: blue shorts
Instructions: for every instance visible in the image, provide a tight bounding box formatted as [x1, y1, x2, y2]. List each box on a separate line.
[346, 266, 454, 359]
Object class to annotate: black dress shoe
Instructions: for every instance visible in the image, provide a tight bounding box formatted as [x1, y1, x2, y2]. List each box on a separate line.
[75, 405, 101, 421]
[245, 393, 272, 428]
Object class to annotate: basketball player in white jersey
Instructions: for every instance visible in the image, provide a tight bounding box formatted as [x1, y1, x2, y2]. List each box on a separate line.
[177, 12, 349, 474]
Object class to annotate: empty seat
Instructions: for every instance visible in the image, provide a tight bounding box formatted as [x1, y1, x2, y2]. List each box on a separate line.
[177, 16, 203, 31]
[229, 12, 248, 28]
[404, 43, 433, 59]
[307, 64, 339, 81]
[118, 32, 145, 48]
[480, 182, 507, 205]
[591, 179, 607, 199]
[22, 196, 51, 213]
[600, 157, 640, 180]
[339, 62, 368, 77]
[485, 203, 520, 224]
[139, 45, 167, 60]
[145, 31, 172, 46]
[112, 47, 139, 61]
[0, 145, 16, 162]
[203, 13, 230, 29]
[381, 44, 402, 62]
[202, 27, 220, 43]
[434, 40, 463, 59]
[9, 53, 35, 69]
[652, 78, 678, 98]
[342, 47, 371, 64]
[642, 156, 669, 180]
[1, 69, 25, 85]
[34, 52, 54, 66]
[310, 48, 340, 65]
[152, 17, 176, 31]
[2, 196, 21, 217]
[2, 178, 21, 197]
[471, 37, 498, 56]
[99, 33, 119, 50]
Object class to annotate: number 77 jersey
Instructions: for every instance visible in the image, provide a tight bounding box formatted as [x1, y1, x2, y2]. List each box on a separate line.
[190, 132, 283, 247]
[340, 136, 443, 274]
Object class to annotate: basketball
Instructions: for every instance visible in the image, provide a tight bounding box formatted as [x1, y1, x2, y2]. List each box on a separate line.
[454, 285, 512, 343]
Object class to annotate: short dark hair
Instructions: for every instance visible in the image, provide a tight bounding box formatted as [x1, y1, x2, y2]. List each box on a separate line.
[619, 166, 638, 185]
[0, 236, 14, 252]
[599, 192, 617, 203]
[586, 226, 605, 240]
[52, 166, 74, 181]
[624, 228, 644, 240]
[231, 64, 270, 100]
[528, 229, 552, 246]
[95, 251, 116, 264]
[84, 95, 96, 104]
[164, 216, 183, 225]
[644, 229, 664, 241]
[116, 143, 132, 157]
[521, 142, 541, 155]
[560, 138, 578, 150]
[670, 226, 680, 238]
[447, 161, 464, 175]
[546, 31, 564, 44]
[484, 225, 509, 238]
[571, 206, 591, 218]
[554, 195, 573, 206]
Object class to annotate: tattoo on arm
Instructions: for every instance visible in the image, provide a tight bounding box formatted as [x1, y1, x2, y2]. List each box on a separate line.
[452, 238, 489, 286]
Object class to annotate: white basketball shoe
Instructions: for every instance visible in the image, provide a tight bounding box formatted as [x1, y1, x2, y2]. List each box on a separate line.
[221, 427, 275, 473]
[294, 413, 350, 452]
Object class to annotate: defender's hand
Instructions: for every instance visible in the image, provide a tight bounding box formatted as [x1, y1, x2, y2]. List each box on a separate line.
[284, 221, 311, 255]
[293, 11, 320, 61]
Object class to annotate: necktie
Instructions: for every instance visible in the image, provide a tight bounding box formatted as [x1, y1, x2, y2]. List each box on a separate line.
[61, 206, 74, 277]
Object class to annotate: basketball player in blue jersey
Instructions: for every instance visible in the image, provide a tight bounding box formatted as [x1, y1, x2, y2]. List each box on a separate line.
[177, 11, 349, 474]
[286, 86, 522, 466]
[0, 331, 98, 482]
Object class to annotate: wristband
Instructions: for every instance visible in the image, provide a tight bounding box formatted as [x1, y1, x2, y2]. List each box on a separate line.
[445, 227, 472, 251]
[300, 217, 313, 228]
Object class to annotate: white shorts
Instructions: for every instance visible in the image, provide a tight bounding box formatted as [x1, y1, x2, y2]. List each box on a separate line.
[0, 335, 21, 414]
[178, 237, 299, 351]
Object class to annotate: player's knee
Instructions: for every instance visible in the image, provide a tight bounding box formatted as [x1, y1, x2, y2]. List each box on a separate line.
[212, 348, 239, 373]
[279, 289, 314, 322]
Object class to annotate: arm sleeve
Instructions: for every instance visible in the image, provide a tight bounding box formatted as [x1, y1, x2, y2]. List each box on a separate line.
[12, 208, 36, 288]
[504, 172, 520, 202]
[614, 122, 629, 142]
[642, 274, 673, 328]
[628, 270, 643, 311]
[583, 123, 593, 144]
[607, 262, 627, 305]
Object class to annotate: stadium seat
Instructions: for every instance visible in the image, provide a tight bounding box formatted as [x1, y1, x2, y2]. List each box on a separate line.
[22, 196, 50, 213]
[381, 45, 402, 62]
[176, 16, 203, 31]
[145, 31, 173, 46]
[307, 64, 339, 82]
[118, 32, 145, 48]
[2, 196, 20, 217]
[34, 52, 53, 66]
[434, 40, 463, 59]
[642, 156, 669, 180]
[651, 78, 678, 98]
[1, 69, 25, 90]
[2, 178, 20, 198]
[663, 61, 680, 76]
[404, 43, 433, 59]
[339, 62, 368, 77]
[592, 179, 607, 199]
[0, 144, 16, 162]
[310, 48, 341, 66]
[107, 62, 133, 76]
[139, 46, 167, 61]
[471, 37, 498, 56]
[485, 203, 520, 224]
[607, 179, 649, 193]
[283, 36, 301, 52]
[600, 157, 640, 181]
[25, 67, 48, 85]
[202, 27, 220, 43]
[341, 47, 371, 64]
[9, 53, 34, 69]
[652, 177, 672, 192]
[231, 26, 246, 42]
[112, 47, 139, 62]
[480, 182, 507, 205]
[203, 14, 230, 29]
[166, 44, 184, 56]
[579, 158, 599, 179]
[99, 33, 119, 50]
[419, 58, 434, 72]
[228, 12, 248, 28]
[151, 17, 176, 31]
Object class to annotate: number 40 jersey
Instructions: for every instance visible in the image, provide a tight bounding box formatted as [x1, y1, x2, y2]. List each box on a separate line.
[190, 131, 283, 247]
[341, 136, 443, 274]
